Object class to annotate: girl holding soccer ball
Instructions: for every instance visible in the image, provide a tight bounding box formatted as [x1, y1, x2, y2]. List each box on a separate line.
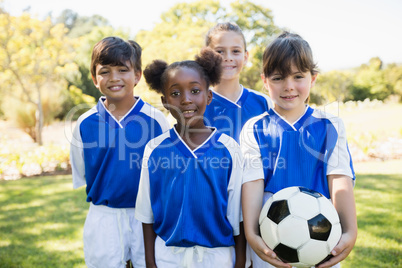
[240, 32, 357, 268]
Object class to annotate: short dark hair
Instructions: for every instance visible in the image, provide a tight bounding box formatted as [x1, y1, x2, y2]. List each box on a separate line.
[90, 36, 142, 77]
[262, 31, 317, 78]
[143, 47, 222, 95]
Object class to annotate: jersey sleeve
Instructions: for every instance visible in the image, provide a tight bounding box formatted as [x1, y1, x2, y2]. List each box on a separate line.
[135, 141, 155, 224]
[327, 117, 355, 181]
[220, 134, 243, 236]
[240, 117, 265, 184]
[154, 108, 170, 133]
[70, 120, 86, 189]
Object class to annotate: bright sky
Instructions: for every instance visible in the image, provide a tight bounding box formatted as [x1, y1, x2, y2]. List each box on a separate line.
[4, 0, 402, 71]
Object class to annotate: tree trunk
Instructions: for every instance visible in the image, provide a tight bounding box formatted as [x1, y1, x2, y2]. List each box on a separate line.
[35, 99, 44, 146]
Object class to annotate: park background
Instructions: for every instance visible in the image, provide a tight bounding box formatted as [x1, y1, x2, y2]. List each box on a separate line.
[0, 0, 401, 267]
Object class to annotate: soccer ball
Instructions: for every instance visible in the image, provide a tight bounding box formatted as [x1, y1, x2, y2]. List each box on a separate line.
[259, 186, 342, 267]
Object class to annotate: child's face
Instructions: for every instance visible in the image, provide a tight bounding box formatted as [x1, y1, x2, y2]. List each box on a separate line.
[208, 31, 248, 82]
[92, 61, 140, 102]
[161, 67, 212, 129]
[262, 63, 317, 119]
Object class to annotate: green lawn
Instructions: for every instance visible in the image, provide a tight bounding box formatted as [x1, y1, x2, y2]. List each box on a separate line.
[0, 175, 87, 268]
[0, 163, 401, 267]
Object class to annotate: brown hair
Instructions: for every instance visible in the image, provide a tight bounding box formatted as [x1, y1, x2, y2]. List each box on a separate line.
[90, 36, 142, 77]
[205, 22, 247, 51]
[143, 47, 222, 95]
[262, 31, 317, 78]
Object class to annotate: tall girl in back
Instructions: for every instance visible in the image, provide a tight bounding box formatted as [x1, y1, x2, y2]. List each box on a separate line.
[203, 22, 273, 143]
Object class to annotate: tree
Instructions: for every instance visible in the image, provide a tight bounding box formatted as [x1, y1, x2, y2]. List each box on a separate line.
[226, 0, 280, 90]
[384, 63, 402, 101]
[313, 71, 354, 103]
[135, 0, 280, 103]
[353, 57, 391, 100]
[55, 9, 110, 38]
[0, 12, 78, 145]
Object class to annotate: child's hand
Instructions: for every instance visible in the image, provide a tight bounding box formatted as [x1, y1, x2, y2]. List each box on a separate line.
[316, 231, 357, 268]
[248, 234, 291, 268]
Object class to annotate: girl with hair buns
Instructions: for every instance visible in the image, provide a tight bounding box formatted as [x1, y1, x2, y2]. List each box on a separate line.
[135, 48, 246, 268]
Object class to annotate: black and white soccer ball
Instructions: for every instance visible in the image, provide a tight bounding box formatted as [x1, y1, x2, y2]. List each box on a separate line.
[259, 186, 342, 267]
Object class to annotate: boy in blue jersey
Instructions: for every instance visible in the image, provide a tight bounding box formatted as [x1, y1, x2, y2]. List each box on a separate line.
[203, 22, 273, 143]
[240, 32, 357, 268]
[135, 48, 246, 268]
[70, 37, 169, 268]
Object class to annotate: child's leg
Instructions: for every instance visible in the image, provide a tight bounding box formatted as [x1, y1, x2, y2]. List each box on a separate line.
[127, 209, 146, 267]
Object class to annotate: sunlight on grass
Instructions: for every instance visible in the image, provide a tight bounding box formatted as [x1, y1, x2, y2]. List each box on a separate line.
[37, 239, 83, 252]
[0, 240, 11, 247]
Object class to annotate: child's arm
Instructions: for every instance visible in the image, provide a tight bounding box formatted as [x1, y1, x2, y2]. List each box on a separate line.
[317, 174, 357, 268]
[142, 223, 157, 268]
[242, 180, 291, 268]
[233, 222, 246, 268]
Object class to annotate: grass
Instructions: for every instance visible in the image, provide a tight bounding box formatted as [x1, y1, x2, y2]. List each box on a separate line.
[0, 175, 87, 268]
[0, 162, 401, 267]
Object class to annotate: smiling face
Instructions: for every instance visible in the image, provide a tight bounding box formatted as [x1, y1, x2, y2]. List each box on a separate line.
[208, 31, 248, 82]
[263, 62, 317, 121]
[92, 61, 140, 103]
[161, 67, 212, 130]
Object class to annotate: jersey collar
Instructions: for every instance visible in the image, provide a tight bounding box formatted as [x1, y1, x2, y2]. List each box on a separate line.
[211, 85, 248, 108]
[97, 96, 145, 128]
[170, 126, 220, 158]
[268, 105, 313, 131]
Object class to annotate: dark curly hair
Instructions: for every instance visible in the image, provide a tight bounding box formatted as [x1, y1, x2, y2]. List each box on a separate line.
[143, 47, 222, 95]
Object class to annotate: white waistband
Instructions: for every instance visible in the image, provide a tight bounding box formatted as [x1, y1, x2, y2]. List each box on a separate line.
[89, 203, 135, 214]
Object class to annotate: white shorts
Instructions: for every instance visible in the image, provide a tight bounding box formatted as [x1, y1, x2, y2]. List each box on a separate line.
[249, 246, 340, 268]
[83, 203, 146, 268]
[155, 236, 235, 268]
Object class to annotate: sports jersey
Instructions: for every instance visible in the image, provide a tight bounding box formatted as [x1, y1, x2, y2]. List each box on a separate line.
[70, 96, 169, 208]
[135, 127, 243, 248]
[240, 106, 355, 199]
[203, 85, 273, 143]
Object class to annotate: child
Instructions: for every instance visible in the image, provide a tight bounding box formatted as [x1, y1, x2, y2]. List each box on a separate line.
[135, 48, 245, 268]
[240, 32, 357, 268]
[203, 22, 273, 143]
[70, 36, 169, 268]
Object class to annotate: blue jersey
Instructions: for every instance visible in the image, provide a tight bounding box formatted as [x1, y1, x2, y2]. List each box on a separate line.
[70, 96, 169, 208]
[204, 86, 273, 143]
[240, 106, 355, 199]
[135, 127, 243, 248]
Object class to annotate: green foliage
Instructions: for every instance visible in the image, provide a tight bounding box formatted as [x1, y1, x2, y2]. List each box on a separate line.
[0, 12, 79, 144]
[1, 1, 402, 127]
[55, 9, 110, 38]
[312, 58, 402, 104]
[2, 88, 66, 141]
[134, 0, 280, 104]
[56, 85, 96, 120]
[314, 71, 354, 102]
